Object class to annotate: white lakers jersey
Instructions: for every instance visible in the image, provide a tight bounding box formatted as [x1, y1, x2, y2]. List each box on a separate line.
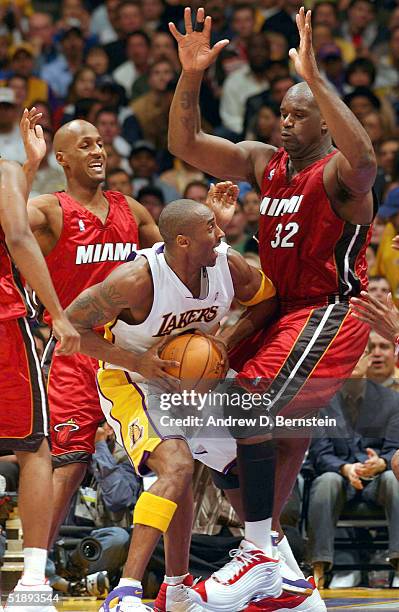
[103, 241, 234, 374]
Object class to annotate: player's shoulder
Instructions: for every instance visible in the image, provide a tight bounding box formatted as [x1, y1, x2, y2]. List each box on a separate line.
[108, 253, 152, 297]
[28, 192, 60, 211]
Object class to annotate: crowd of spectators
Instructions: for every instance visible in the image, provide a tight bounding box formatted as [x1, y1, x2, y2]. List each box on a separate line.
[4, 0, 399, 597]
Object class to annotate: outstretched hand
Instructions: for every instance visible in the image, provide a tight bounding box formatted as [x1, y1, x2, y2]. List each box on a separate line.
[350, 291, 399, 342]
[20, 107, 46, 167]
[206, 181, 239, 230]
[289, 7, 320, 83]
[169, 7, 229, 73]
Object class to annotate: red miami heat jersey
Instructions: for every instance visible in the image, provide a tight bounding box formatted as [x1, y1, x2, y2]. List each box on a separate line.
[43, 190, 139, 324]
[258, 149, 372, 303]
[0, 227, 28, 320]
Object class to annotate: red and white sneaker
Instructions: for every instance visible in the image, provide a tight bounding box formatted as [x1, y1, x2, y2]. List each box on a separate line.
[5, 579, 57, 612]
[154, 575, 204, 611]
[189, 539, 282, 612]
[244, 578, 326, 611]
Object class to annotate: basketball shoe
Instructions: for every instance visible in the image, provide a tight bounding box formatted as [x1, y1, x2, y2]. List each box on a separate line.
[243, 577, 326, 611]
[99, 585, 152, 611]
[5, 579, 57, 612]
[189, 539, 282, 612]
[154, 574, 204, 611]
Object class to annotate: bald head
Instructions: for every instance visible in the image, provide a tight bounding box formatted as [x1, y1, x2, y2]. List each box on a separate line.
[53, 119, 99, 153]
[283, 81, 318, 109]
[159, 199, 212, 244]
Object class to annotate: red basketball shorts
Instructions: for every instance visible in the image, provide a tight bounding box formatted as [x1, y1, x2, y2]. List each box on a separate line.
[0, 318, 49, 452]
[43, 337, 104, 467]
[229, 301, 369, 420]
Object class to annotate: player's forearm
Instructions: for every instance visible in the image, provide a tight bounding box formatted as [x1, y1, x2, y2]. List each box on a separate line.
[6, 231, 64, 321]
[71, 329, 140, 371]
[219, 298, 277, 351]
[22, 160, 40, 200]
[307, 75, 375, 169]
[168, 70, 204, 156]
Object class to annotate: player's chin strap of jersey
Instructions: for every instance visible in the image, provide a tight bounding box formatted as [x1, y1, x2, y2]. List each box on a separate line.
[133, 491, 177, 532]
[237, 270, 276, 307]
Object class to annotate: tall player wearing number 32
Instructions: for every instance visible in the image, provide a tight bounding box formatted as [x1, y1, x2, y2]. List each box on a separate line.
[168, 6, 377, 611]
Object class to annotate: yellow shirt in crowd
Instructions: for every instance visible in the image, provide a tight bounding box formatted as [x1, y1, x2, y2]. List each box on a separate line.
[373, 222, 399, 306]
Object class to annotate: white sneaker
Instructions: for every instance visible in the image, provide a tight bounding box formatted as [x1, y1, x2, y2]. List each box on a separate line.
[328, 570, 361, 589]
[392, 574, 399, 588]
[5, 580, 57, 612]
[189, 539, 282, 612]
[99, 586, 151, 612]
[154, 575, 203, 611]
[244, 577, 326, 611]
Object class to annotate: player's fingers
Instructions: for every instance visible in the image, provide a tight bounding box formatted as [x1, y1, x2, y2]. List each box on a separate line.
[288, 48, 298, 62]
[168, 21, 182, 41]
[160, 359, 180, 370]
[210, 39, 230, 62]
[203, 14, 212, 38]
[34, 124, 44, 139]
[184, 6, 193, 33]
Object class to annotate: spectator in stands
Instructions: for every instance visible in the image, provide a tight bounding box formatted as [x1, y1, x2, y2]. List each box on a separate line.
[340, 0, 387, 53]
[244, 75, 295, 136]
[85, 46, 110, 82]
[378, 138, 399, 184]
[113, 30, 151, 98]
[56, 0, 92, 41]
[0, 453, 19, 493]
[6, 42, 50, 107]
[136, 185, 165, 223]
[363, 111, 390, 150]
[204, 0, 232, 45]
[261, 0, 301, 49]
[7, 74, 28, 118]
[317, 43, 346, 96]
[224, 202, 250, 254]
[220, 32, 271, 138]
[106, 167, 134, 197]
[142, 0, 165, 33]
[311, 1, 356, 62]
[28, 12, 57, 71]
[96, 106, 131, 159]
[367, 331, 399, 391]
[104, 1, 144, 71]
[0, 87, 25, 163]
[30, 99, 53, 130]
[183, 180, 209, 204]
[160, 159, 206, 196]
[130, 59, 176, 151]
[90, 0, 119, 45]
[242, 190, 260, 237]
[150, 31, 181, 74]
[376, 26, 399, 93]
[58, 65, 97, 125]
[368, 276, 391, 302]
[245, 103, 279, 143]
[373, 189, 399, 306]
[128, 140, 180, 202]
[308, 348, 399, 589]
[42, 26, 86, 100]
[343, 86, 381, 123]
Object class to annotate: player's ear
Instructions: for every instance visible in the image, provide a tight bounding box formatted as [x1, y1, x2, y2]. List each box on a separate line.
[176, 234, 190, 248]
[56, 151, 67, 167]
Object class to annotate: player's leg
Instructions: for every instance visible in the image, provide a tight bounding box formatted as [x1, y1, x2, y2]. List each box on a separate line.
[44, 348, 104, 547]
[2, 319, 57, 612]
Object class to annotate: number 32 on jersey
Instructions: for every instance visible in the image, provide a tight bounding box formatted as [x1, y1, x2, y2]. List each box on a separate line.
[271, 222, 299, 248]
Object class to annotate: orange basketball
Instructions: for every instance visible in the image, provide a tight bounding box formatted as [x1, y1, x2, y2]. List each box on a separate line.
[160, 333, 226, 393]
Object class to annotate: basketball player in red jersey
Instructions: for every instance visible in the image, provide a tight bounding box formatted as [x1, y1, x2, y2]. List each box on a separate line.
[21, 117, 168, 549]
[168, 7, 376, 610]
[0, 159, 79, 612]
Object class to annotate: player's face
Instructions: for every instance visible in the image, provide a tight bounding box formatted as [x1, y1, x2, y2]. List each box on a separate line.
[63, 126, 107, 183]
[280, 90, 324, 156]
[189, 212, 225, 267]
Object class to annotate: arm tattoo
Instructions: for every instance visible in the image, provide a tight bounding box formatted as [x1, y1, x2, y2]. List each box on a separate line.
[67, 291, 107, 329]
[180, 90, 196, 111]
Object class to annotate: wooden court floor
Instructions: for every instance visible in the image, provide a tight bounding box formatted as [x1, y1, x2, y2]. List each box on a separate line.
[55, 589, 399, 611]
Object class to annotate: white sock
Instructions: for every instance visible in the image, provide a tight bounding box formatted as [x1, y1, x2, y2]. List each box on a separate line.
[22, 548, 47, 584]
[164, 573, 189, 586]
[245, 518, 273, 557]
[117, 578, 142, 594]
[278, 535, 305, 578]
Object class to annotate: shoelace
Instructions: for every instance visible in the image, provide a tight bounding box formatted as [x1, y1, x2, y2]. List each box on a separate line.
[212, 548, 267, 583]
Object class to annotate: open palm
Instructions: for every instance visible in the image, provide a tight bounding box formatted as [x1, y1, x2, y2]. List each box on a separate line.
[289, 7, 319, 82]
[169, 7, 229, 73]
[20, 107, 46, 166]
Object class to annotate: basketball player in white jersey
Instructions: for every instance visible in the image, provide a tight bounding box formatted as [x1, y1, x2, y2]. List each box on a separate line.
[66, 199, 277, 612]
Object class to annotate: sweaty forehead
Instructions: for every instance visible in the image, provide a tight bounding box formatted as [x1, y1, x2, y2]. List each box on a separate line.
[54, 120, 100, 151]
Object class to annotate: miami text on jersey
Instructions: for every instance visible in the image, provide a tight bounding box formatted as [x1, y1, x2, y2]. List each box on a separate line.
[75, 242, 137, 264]
[260, 194, 303, 216]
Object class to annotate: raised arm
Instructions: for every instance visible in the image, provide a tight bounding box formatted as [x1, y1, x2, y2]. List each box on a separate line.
[290, 9, 376, 220]
[168, 7, 275, 184]
[20, 107, 47, 197]
[0, 161, 79, 355]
